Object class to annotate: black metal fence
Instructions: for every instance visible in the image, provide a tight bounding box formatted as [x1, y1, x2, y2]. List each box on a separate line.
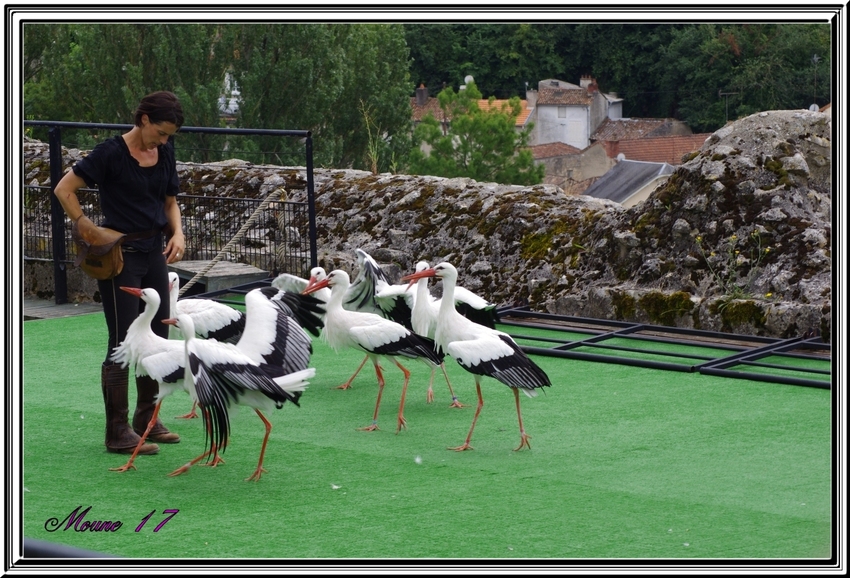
[23, 187, 312, 274]
[23, 121, 317, 304]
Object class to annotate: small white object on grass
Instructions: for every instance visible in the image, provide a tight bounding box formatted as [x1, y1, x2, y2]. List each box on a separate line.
[414, 455, 422, 464]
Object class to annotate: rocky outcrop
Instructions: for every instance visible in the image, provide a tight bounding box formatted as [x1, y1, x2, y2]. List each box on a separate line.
[23, 109, 831, 339]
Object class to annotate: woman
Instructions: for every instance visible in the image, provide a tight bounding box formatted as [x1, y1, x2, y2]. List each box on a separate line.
[54, 91, 186, 455]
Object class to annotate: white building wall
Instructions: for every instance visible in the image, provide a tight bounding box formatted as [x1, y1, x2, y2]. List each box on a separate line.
[536, 105, 589, 149]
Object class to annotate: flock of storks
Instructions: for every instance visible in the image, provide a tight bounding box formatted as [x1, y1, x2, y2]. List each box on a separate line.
[109, 249, 552, 481]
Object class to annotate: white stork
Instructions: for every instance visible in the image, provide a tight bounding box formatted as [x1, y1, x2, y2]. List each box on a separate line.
[168, 273, 324, 418]
[272, 267, 331, 303]
[304, 269, 443, 433]
[164, 313, 314, 482]
[333, 249, 460, 404]
[167, 272, 244, 419]
[108, 286, 185, 472]
[168, 272, 245, 343]
[113, 286, 323, 475]
[401, 262, 551, 451]
[278, 266, 384, 393]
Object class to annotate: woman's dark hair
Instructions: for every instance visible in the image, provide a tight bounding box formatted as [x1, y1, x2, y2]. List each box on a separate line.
[134, 91, 184, 128]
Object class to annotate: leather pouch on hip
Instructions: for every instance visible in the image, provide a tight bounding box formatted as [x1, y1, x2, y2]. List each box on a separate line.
[71, 215, 127, 280]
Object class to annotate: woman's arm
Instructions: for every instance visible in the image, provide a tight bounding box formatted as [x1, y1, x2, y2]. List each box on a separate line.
[53, 170, 88, 222]
[163, 194, 186, 263]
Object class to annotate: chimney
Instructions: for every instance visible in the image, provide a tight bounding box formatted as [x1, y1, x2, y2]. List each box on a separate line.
[587, 80, 598, 94]
[526, 88, 538, 109]
[415, 83, 429, 107]
[580, 75, 592, 88]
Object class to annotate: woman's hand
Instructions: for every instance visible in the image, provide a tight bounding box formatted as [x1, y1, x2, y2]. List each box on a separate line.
[164, 231, 186, 264]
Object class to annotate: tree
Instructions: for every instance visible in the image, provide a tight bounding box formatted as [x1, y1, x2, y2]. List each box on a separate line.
[24, 24, 236, 161]
[224, 24, 412, 170]
[407, 81, 544, 186]
[23, 23, 413, 169]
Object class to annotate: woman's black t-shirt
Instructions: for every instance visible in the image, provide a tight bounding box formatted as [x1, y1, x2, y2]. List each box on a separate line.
[73, 135, 180, 252]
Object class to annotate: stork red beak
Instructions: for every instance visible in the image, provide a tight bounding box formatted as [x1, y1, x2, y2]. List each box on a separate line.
[120, 286, 143, 297]
[161, 318, 178, 326]
[303, 277, 330, 295]
[400, 268, 436, 290]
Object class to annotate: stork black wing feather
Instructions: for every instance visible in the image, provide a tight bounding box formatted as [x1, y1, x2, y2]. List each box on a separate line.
[457, 335, 551, 391]
[205, 313, 246, 343]
[259, 286, 326, 337]
[456, 303, 500, 329]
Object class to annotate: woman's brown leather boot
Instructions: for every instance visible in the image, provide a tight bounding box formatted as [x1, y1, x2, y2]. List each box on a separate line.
[101, 363, 159, 455]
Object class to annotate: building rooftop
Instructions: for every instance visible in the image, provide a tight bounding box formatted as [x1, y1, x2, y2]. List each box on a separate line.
[582, 159, 675, 204]
[608, 134, 712, 165]
[529, 142, 583, 159]
[592, 117, 680, 141]
[411, 96, 532, 127]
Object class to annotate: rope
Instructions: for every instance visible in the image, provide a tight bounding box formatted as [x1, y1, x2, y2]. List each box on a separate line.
[178, 187, 286, 296]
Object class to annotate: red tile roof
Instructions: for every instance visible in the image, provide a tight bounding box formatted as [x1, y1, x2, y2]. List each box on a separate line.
[592, 117, 676, 141]
[529, 142, 583, 159]
[410, 97, 446, 122]
[537, 86, 592, 106]
[605, 134, 713, 165]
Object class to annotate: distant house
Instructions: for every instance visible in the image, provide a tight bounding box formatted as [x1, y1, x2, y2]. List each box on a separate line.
[409, 76, 699, 192]
[581, 159, 675, 208]
[527, 76, 623, 149]
[411, 82, 532, 135]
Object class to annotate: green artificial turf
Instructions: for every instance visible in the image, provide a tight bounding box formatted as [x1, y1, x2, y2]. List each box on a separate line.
[21, 313, 833, 561]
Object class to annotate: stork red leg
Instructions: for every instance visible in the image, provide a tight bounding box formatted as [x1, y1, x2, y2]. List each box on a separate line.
[426, 367, 436, 404]
[175, 401, 200, 419]
[512, 388, 532, 451]
[440, 363, 465, 408]
[337, 355, 369, 390]
[245, 409, 272, 482]
[110, 400, 163, 472]
[167, 443, 225, 477]
[168, 408, 226, 476]
[393, 359, 410, 433]
[358, 359, 385, 431]
[449, 381, 483, 451]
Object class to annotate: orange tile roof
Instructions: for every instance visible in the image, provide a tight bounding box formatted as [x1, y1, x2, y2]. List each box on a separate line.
[608, 134, 713, 165]
[410, 97, 532, 127]
[476, 99, 532, 126]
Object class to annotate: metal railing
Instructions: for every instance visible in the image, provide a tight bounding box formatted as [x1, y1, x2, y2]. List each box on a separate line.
[23, 121, 318, 304]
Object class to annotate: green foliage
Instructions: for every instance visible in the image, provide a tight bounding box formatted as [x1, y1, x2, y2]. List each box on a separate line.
[405, 23, 831, 133]
[23, 23, 412, 169]
[208, 24, 413, 170]
[24, 23, 832, 166]
[695, 231, 773, 302]
[24, 24, 236, 162]
[407, 82, 544, 185]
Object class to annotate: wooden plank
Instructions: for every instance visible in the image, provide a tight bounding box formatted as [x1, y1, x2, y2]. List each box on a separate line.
[24, 297, 102, 320]
[168, 260, 270, 294]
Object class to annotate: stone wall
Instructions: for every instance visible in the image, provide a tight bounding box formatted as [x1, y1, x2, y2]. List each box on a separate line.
[23, 109, 832, 339]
